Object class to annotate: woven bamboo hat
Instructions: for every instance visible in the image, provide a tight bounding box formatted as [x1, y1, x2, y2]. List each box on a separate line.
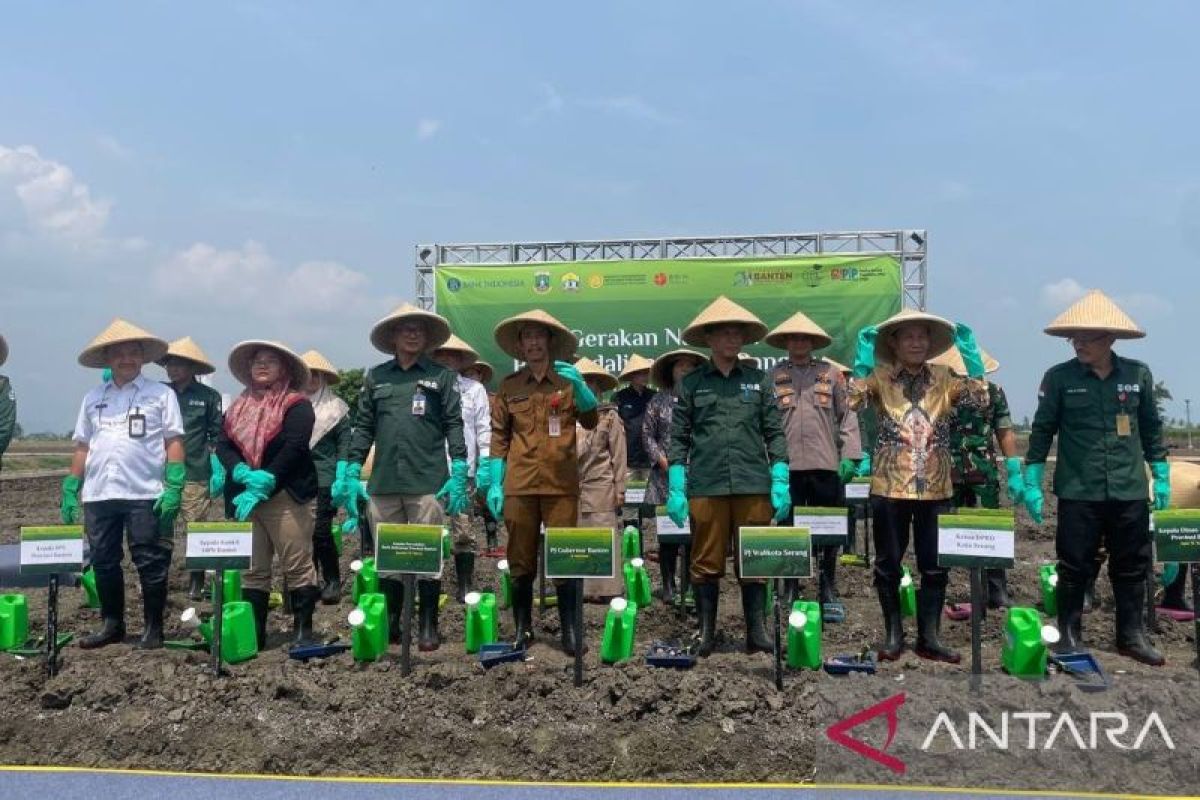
[158, 336, 216, 375]
[78, 318, 169, 369]
[928, 345, 999, 376]
[432, 333, 479, 365]
[764, 311, 833, 351]
[618, 353, 654, 381]
[874, 308, 955, 363]
[0, 334, 7, 367]
[575, 357, 618, 393]
[493, 309, 578, 361]
[681, 296, 768, 347]
[737, 352, 759, 368]
[301, 350, 340, 384]
[369, 303, 452, 355]
[228, 340, 310, 390]
[464, 359, 494, 386]
[1043, 289, 1145, 339]
[821, 356, 851, 375]
[651, 348, 705, 389]
[1167, 461, 1200, 509]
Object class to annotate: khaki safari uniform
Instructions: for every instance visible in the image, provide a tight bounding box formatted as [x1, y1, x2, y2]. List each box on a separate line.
[576, 403, 627, 596]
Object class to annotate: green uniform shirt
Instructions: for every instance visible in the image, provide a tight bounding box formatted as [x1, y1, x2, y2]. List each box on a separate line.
[1026, 354, 1166, 502]
[311, 415, 351, 488]
[0, 375, 15, 466]
[668, 359, 788, 497]
[949, 380, 1012, 507]
[168, 379, 223, 482]
[348, 355, 467, 496]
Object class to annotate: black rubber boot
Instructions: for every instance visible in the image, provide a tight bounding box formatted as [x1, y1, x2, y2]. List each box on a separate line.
[512, 576, 534, 648]
[381, 578, 404, 644]
[819, 546, 840, 604]
[986, 569, 1011, 609]
[289, 586, 321, 649]
[244, 588, 270, 649]
[659, 543, 678, 606]
[1162, 567, 1192, 612]
[282, 578, 293, 615]
[781, 578, 800, 610]
[484, 514, 499, 552]
[1114, 582, 1165, 666]
[1054, 578, 1085, 653]
[454, 553, 475, 603]
[555, 581, 587, 656]
[694, 582, 719, 657]
[79, 569, 126, 649]
[1083, 566, 1099, 613]
[418, 579, 441, 652]
[133, 581, 167, 650]
[314, 543, 341, 605]
[875, 585, 905, 661]
[187, 571, 206, 601]
[915, 585, 960, 664]
[741, 583, 773, 654]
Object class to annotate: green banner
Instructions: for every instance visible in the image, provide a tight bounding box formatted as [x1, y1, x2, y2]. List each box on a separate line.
[738, 526, 813, 579]
[434, 255, 902, 382]
[1153, 511, 1200, 564]
[936, 514, 1016, 569]
[544, 527, 616, 579]
[376, 524, 445, 575]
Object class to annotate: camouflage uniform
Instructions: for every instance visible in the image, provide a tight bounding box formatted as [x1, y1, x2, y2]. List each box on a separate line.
[948, 381, 1013, 511]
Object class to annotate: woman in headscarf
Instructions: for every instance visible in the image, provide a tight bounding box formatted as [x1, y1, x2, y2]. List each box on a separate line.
[217, 341, 320, 649]
[302, 350, 351, 605]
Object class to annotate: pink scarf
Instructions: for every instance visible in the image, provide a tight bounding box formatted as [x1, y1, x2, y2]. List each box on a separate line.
[223, 380, 306, 468]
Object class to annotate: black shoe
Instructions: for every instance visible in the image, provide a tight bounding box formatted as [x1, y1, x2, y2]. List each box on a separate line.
[1055, 578, 1085, 653]
[289, 586, 321, 649]
[741, 583, 773, 654]
[1114, 582, 1165, 666]
[512, 576, 534, 648]
[819, 547, 840, 605]
[244, 588, 270, 649]
[418, 579, 441, 652]
[659, 543, 678, 606]
[915, 585, 960, 664]
[986, 569, 1011, 609]
[454, 553, 475, 604]
[694, 582, 719, 657]
[555, 580, 587, 656]
[1161, 566, 1192, 612]
[875, 585, 905, 661]
[381, 578, 404, 644]
[133, 581, 167, 650]
[79, 569, 126, 649]
[187, 571, 206, 601]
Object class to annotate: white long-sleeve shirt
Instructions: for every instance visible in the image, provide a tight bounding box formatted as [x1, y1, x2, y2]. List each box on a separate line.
[447, 374, 490, 477]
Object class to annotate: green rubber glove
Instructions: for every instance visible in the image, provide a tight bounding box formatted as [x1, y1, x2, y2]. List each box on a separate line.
[1005, 457, 1025, 505]
[60, 475, 82, 524]
[339, 462, 371, 532]
[837, 458, 857, 484]
[770, 461, 791, 522]
[436, 458, 471, 516]
[666, 464, 688, 527]
[231, 462, 275, 495]
[855, 453, 872, 478]
[153, 462, 187, 522]
[953, 322, 986, 378]
[233, 487, 268, 522]
[486, 458, 507, 519]
[1023, 462, 1046, 524]
[1162, 563, 1180, 588]
[475, 455, 492, 495]
[330, 460, 350, 508]
[1150, 461, 1171, 510]
[101, 368, 113, 383]
[553, 360, 598, 413]
[208, 453, 226, 497]
[852, 326, 878, 378]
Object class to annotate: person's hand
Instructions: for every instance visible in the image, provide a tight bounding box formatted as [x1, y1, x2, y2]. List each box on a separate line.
[658, 456, 669, 471]
[616, 492, 625, 509]
[953, 322, 986, 378]
[60, 475, 82, 524]
[436, 458, 471, 516]
[837, 458, 857, 484]
[1004, 456, 1025, 505]
[232, 463, 275, 496]
[486, 458, 507, 519]
[1150, 461, 1171, 510]
[475, 455, 492, 496]
[553, 360, 598, 413]
[330, 460, 350, 507]
[208, 453, 226, 498]
[770, 462, 791, 522]
[666, 464, 688, 527]
[153, 462, 187, 523]
[852, 326, 878, 378]
[233, 488, 268, 522]
[855, 453, 872, 478]
[1023, 462, 1045, 524]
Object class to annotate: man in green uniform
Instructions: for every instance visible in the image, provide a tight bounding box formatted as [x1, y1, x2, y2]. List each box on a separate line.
[160, 337, 225, 600]
[667, 296, 791, 657]
[0, 335, 14, 473]
[342, 303, 469, 652]
[303, 350, 352, 604]
[1024, 290, 1170, 665]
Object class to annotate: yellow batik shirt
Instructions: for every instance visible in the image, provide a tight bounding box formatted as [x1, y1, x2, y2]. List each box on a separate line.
[848, 363, 988, 501]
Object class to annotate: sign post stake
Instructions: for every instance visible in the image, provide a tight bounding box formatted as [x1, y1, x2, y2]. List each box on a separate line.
[401, 574, 416, 676]
[1192, 564, 1199, 677]
[969, 566, 983, 694]
[773, 577, 783, 691]
[211, 569, 224, 677]
[573, 578, 584, 687]
[46, 573, 59, 678]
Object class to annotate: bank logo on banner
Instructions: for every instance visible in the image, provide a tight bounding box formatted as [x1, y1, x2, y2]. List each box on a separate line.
[561, 272, 581, 292]
[447, 277, 462, 292]
[534, 271, 551, 294]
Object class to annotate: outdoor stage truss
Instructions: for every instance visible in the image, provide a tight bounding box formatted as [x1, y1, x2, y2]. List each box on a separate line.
[415, 229, 927, 310]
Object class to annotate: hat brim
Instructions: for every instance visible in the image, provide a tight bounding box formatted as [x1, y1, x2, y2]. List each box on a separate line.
[464, 362, 494, 386]
[156, 353, 216, 375]
[875, 313, 955, 363]
[681, 320, 769, 348]
[763, 330, 833, 351]
[651, 348, 706, 389]
[79, 336, 169, 369]
[0, 335, 7, 367]
[369, 311, 452, 355]
[582, 373, 619, 393]
[494, 316, 578, 361]
[228, 341, 311, 390]
[1043, 323, 1145, 341]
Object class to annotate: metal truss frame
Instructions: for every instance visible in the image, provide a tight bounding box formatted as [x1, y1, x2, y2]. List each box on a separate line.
[415, 229, 927, 310]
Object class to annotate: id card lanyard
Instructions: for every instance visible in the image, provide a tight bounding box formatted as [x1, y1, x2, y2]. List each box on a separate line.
[97, 382, 147, 439]
[1116, 391, 1131, 438]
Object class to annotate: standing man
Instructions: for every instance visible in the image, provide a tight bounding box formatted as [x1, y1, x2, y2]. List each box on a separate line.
[765, 311, 860, 612]
[302, 349, 352, 604]
[63, 319, 185, 649]
[614, 354, 656, 534]
[0, 335, 14, 473]
[930, 345, 1024, 609]
[1024, 290, 1169, 666]
[487, 310, 599, 654]
[342, 303, 469, 652]
[667, 297, 791, 656]
[160, 337, 225, 600]
[430, 334, 492, 602]
[462, 359, 503, 556]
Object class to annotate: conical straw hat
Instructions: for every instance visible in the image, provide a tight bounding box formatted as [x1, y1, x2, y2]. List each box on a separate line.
[574, 357, 618, 393]
[1166, 461, 1200, 509]
[764, 311, 832, 350]
[369, 303, 452, 355]
[301, 349, 340, 384]
[493, 309, 578, 361]
[928, 345, 999, 376]
[618, 353, 654, 381]
[873, 308, 955, 363]
[228, 340, 310, 390]
[681, 296, 768, 347]
[465, 359, 494, 387]
[0, 334, 7, 367]
[651, 348, 705, 389]
[738, 352, 759, 368]
[78, 318, 169, 369]
[433, 333, 479, 365]
[1043, 289, 1144, 339]
[821, 356, 851, 375]
[158, 336, 216, 375]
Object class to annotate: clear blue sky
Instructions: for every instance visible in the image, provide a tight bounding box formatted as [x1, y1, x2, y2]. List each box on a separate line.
[2, 1, 1197, 432]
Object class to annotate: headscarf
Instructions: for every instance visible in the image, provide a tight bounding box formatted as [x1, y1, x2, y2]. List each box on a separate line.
[307, 380, 349, 449]
[224, 377, 306, 469]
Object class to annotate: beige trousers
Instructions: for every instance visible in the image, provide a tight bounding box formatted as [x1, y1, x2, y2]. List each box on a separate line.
[244, 491, 319, 592]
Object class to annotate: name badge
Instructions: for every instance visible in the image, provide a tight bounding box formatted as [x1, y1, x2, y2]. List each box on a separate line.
[548, 413, 561, 437]
[412, 391, 426, 417]
[1115, 414, 1131, 437]
[128, 411, 146, 439]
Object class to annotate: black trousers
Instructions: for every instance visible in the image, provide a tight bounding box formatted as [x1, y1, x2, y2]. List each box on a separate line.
[788, 469, 842, 508]
[871, 496, 951, 590]
[1057, 499, 1150, 587]
[313, 488, 337, 556]
[84, 499, 172, 588]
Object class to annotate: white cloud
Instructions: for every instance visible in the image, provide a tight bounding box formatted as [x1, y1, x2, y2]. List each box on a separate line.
[0, 144, 111, 241]
[96, 134, 134, 161]
[416, 118, 442, 141]
[1040, 277, 1088, 309]
[578, 95, 677, 125]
